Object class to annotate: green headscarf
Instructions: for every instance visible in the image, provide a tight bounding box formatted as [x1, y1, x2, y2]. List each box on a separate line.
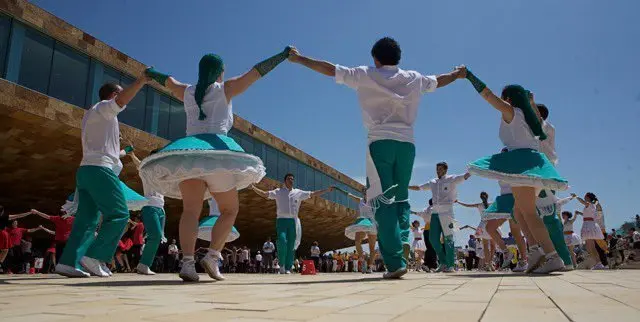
[502, 85, 547, 140]
[195, 54, 224, 120]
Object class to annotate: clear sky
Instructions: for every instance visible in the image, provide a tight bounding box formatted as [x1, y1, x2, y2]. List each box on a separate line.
[33, 0, 640, 247]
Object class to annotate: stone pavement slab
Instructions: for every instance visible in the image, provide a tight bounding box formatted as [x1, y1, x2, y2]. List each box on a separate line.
[0, 270, 639, 321]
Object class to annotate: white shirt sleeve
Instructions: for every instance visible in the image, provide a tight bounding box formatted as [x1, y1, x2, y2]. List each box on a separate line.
[556, 197, 573, 207]
[421, 75, 438, 93]
[95, 99, 123, 119]
[453, 174, 468, 185]
[335, 65, 367, 89]
[267, 189, 278, 200]
[298, 190, 312, 201]
[419, 182, 432, 191]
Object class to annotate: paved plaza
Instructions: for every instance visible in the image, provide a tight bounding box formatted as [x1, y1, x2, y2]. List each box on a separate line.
[1, 270, 639, 322]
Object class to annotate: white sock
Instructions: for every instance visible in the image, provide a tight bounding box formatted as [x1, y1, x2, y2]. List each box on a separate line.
[183, 256, 194, 262]
[545, 251, 558, 259]
[207, 249, 221, 258]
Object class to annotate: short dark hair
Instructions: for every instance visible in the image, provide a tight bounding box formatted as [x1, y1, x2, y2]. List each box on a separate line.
[537, 104, 549, 120]
[436, 162, 448, 170]
[371, 37, 401, 66]
[428, 198, 433, 206]
[284, 173, 294, 181]
[562, 211, 572, 219]
[99, 83, 120, 101]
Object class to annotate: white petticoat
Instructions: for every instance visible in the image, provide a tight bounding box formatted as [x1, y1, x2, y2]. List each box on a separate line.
[581, 221, 604, 240]
[412, 239, 426, 251]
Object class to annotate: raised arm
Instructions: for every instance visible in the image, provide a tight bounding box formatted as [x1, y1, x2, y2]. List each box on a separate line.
[115, 72, 150, 108]
[575, 196, 589, 206]
[456, 200, 480, 208]
[30, 209, 51, 220]
[288, 47, 336, 77]
[26, 227, 41, 233]
[409, 183, 431, 191]
[435, 67, 466, 88]
[145, 67, 189, 101]
[251, 185, 271, 199]
[224, 47, 292, 100]
[38, 225, 55, 235]
[458, 66, 515, 123]
[310, 186, 335, 198]
[9, 211, 32, 220]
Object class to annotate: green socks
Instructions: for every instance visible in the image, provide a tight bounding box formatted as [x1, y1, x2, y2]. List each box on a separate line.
[254, 47, 291, 77]
[466, 69, 486, 93]
[145, 67, 169, 85]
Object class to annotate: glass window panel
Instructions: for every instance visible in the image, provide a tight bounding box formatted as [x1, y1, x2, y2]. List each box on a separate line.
[277, 153, 289, 182]
[288, 158, 297, 179]
[169, 99, 186, 140]
[314, 171, 323, 191]
[48, 42, 90, 107]
[253, 141, 265, 162]
[297, 163, 306, 191]
[102, 65, 121, 87]
[306, 166, 314, 191]
[0, 14, 11, 77]
[18, 26, 54, 93]
[240, 136, 253, 154]
[118, 75, 146, 130]
[265, 146, 278, 180]
[156, 94, 171, 139]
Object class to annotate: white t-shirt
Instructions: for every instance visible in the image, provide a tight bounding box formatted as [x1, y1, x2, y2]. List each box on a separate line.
[240, 249, 249, 261]
[183, 83, 233, 136]
[499, 109, 540, 151]
[335, 65, 437, 144]
[263, 242, 275, 253]
[419, 174, 468, 207]
[310, 246, 321, 257]
[80, 99, 125, 172]
[168, 244, 179, 255]
[268, 187, 312, 218]
[633, 231, 640, 243]
[540, 121, 557, 165]
[256, 254, 263, 261]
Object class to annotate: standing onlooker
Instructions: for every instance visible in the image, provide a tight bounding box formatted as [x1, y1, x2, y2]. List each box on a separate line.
[129, 217, 145, 269]
[467, 235, 478, 270]
[240, 246, 250, 273]
[29, 209, 75, 265]
[255, 251, 263, 273]
[167, 239, 180, 273]
[262, 237, 275, 272]
[310, 241, 321, 271]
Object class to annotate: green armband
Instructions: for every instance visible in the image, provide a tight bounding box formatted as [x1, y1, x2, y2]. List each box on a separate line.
[124, 146, 134, 153]
[254, 46, 292, 77]
[466, 70, 486, 93]
[145, 67, 169, 85]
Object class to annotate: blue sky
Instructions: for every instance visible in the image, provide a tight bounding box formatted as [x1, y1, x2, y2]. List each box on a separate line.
[33, 0, 640, 247]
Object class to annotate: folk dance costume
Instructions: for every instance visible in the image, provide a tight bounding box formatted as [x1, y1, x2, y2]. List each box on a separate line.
[57, 98, 147, 278]
[345, 201, 377, 240]
[417, 174, 469, 271]
[267, 187, 310, 274]
[563, 215, 581, 247]
[198, 199, 240, 243]
[483, 182, 515, 221]
[415, 205, 437, 269]
[411, 227, 427, 252]
[474, 203, 491, 240]
[580, 203, 604, 240]
[135, 182, 167, 275]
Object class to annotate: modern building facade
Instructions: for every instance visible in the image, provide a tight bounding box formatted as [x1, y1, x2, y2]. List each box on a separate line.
[0, 0, 363, 252]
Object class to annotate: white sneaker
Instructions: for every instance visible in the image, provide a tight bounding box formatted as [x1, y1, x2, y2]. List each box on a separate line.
[179, 260, 199, 282]
[591, 263, 607, 270]
[136, 264, 156, 275]
[443, 267, 456, 273]
[525, 247, 545, 273]
[80, 257, 109, 277]
[201, 251, 225, 281]
[55, 264, 90, 278]
[501, 251, 514, 269]
[512, 260, 528, 272]
[383, 267, 408, 279]
[285, 270, 292, 274]
[101, 263, 113, 276]
[533, 253, 564, 274]
[366, 267, 373, 274]
[563, 265, 575, 271]
[435, 264, 445, 273]
[279, 267, 286, 274]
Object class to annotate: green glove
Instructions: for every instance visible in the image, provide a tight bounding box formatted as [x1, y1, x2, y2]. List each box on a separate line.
[466, 69, 486, 93]
[145, 67, 169, 85]
[254, 46, 292, 77]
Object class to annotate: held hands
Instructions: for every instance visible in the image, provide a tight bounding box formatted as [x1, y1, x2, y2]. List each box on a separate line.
[570, 193, 577, 198]
[287, 46, 301, 63]
[139, 67, 153, 84]
[455, 65, 467, 79]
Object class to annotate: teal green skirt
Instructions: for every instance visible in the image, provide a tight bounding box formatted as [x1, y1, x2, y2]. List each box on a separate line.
[197, 215, 240, 243]
[344, 217, 377, 240]
[483, 194, 514, 220]
[468, 148, 568, 191]
[138, 134, 266, 200]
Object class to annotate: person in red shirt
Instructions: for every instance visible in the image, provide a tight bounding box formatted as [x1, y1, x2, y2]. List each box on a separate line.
[0, 207, 32, 273]
[29, 209, 75, 264]
[129, 216, 145, 269]
[6, 220, 43, 273]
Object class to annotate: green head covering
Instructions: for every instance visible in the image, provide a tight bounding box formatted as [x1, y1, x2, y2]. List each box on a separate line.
[195, 54, 224, 120]
[502, 84, 547, 140]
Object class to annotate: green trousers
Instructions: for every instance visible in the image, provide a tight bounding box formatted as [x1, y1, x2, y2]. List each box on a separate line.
[276, 218, 296, 271]
[369, 140, 415, 272]
[429, 213, 456, 268]
[140, 206, 165, 267]
[60, 166, 129, 268]
[543, 214, 572, 266]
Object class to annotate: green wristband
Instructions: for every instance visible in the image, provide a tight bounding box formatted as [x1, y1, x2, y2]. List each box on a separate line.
[254, 46, 292, 77]
[145, 67, 169, 85]
[124, 146, 134, 153]
[466, 70, 486, 93]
